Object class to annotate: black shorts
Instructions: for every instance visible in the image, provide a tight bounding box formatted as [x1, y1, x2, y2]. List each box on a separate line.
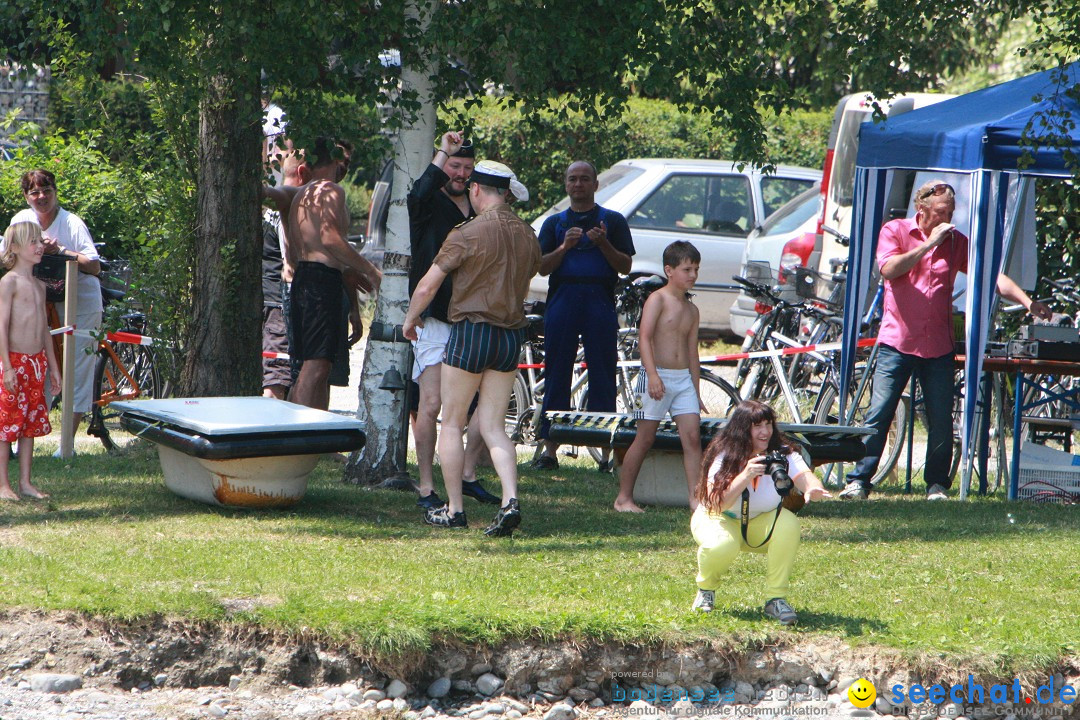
[290, 262, 347, 362]
[444, 319, 524, 374]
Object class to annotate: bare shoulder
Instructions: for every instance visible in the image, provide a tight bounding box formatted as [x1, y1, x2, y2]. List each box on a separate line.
[312, 180, 345, 204]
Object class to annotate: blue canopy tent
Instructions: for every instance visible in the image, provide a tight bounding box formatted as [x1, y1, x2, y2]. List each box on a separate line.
[840, 63, 1080, 499]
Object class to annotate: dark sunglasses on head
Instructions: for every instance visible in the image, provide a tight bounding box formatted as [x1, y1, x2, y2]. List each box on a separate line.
[919, 182, 954, 200]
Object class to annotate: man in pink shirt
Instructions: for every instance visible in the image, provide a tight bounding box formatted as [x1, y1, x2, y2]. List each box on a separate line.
[840, 180, 1051, 501]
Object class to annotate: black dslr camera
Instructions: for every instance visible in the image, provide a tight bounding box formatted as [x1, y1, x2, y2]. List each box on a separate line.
[763, 451, 794, 497]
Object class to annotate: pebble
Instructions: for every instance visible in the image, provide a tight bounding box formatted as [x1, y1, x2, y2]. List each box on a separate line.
[366, 688, 388, 701]
[505, 698, 529, 713]
[428, 677, 452, 698]
[505, 711, 522, 719]
[28, 673, 82, 693]
[477, 673, 504, 696]
[229, 674, 242, 691]
[377, 698, 395, 711]
[543, 702, 577, 720]
[388, 679, 410, 698]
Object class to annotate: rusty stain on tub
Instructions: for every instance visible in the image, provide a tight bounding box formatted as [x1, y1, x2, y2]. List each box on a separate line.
[212, 475, 301, 508]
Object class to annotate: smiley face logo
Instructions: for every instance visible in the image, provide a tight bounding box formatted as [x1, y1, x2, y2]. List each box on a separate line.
[848, 678, 876, 708]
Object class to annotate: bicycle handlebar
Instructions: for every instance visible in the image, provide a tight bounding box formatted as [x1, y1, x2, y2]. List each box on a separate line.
[822, 225, 850, 247]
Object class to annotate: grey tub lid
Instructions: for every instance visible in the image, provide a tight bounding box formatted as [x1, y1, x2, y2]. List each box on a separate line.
[110, 397, 364, 436]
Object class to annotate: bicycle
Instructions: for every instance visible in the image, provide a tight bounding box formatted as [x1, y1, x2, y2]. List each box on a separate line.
[732, 272, 909, 487]
[85, 258, 164, 451]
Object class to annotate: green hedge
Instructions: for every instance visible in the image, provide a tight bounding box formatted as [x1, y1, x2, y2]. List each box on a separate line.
[0, 129, 132, 253]
[442, 96, 831, 220]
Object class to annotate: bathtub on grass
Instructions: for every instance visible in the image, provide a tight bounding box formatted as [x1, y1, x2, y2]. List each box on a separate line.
[112, 397, 366, 508]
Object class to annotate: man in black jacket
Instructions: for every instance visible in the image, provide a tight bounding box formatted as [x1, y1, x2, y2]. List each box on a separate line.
[408, 131, 499, 510]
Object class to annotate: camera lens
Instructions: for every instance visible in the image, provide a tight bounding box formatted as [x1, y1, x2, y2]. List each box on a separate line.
[765, 451, 793, 496]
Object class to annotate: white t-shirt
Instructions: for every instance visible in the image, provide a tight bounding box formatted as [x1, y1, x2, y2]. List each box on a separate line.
[707, 450, 810, 518]
[11, 207, 103, 313]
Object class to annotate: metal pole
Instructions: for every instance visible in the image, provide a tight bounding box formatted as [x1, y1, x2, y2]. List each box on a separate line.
[1008, 370, 1023, 500]
[59, 257, 79, 459]
[905, 376, 915, 494]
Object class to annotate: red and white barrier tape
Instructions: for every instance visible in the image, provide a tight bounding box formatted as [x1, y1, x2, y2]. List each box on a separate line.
[262, 351, 290, 360]
[65, 328, 157, 346]
[518, 337, 878, 370]
[699, 336, 878, 364]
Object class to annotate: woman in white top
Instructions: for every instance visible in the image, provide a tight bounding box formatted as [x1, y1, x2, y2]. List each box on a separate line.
[689, 400, 831, 625]
[12, 170, 102, 434]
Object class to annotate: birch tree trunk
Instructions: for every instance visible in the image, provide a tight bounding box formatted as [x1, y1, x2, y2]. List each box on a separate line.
[182, 66, 263, 397]
[345, 0, 439, 485]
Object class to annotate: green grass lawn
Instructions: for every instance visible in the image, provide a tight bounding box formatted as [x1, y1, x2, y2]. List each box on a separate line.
[0, 442, 1076, 674]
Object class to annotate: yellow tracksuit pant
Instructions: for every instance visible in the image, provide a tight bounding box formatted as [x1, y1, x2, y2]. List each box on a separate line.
[691, 504, 801, 600]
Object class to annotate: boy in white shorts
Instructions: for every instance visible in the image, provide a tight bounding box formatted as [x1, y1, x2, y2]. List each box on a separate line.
[614, 241, 705, 512]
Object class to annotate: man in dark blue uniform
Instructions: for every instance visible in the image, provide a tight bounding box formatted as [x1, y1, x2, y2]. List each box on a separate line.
[408, 131, 499, 509]
[533, 161, 635, 470]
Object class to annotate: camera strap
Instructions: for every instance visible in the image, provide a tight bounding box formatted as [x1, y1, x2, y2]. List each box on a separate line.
[740, 488, 783, 549]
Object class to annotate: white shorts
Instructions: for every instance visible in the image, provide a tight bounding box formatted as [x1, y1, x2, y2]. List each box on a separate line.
[632, 367, 700, 421]
[411, 317, 452, 381]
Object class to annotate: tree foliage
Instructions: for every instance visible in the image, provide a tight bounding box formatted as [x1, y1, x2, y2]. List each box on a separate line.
[4, 0, 1077, 403]
[445, 96, 830, 222]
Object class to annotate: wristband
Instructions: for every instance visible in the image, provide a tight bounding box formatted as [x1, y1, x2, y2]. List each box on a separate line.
[435, 149, 447, 158]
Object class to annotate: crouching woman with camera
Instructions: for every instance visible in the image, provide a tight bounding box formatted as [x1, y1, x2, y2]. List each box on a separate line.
[690, 400, 831, 625]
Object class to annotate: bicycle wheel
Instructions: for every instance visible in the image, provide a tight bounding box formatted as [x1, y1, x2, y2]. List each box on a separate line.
[89, 344, 162, 451]
[1020, 374, 1077, 452]
[698, 370, 740, 418]
[506, 371, 530, 441]
[815, 381, 908, 487]
[744, 355, 821, 425]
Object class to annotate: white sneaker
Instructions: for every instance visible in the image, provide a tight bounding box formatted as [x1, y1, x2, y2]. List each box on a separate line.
[839, 481, 869, 500]
[926, 484, 948, 501]
[691, 589, 715, 613]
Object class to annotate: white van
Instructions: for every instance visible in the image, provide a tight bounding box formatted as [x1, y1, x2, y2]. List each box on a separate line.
[811, 92, 956, 273]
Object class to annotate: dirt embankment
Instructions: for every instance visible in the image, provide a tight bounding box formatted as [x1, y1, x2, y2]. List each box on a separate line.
[0, 610, 1076, 699]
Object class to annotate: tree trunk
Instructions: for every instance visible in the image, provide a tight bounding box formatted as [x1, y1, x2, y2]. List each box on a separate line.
[181, 67, 263, 397]
[345, 0, 439, 485]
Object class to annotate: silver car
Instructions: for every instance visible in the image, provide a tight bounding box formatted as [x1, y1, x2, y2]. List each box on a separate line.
[729, 182, 823, 338]
[529, 159, 820, 337]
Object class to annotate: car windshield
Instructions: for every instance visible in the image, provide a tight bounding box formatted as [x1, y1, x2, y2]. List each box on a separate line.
[547, 164, 646, 213]
[759, 183, 822, 236]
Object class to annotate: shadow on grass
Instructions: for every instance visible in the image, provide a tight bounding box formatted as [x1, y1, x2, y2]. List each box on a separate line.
[9, 448, 1076, 551]
[799, 491, 1079, 544]
[726, 606, 889, 635]
[0, 446, 206, 528]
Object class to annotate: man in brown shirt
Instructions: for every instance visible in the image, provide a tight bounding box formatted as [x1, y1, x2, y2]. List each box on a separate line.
[404, 161, 540, 537]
